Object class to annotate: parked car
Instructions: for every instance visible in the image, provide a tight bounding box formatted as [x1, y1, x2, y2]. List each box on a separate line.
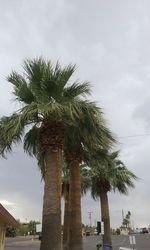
[141, 228, 148, 234]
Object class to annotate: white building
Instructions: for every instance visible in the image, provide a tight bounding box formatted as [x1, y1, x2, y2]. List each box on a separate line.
[120, 226, 129, 235]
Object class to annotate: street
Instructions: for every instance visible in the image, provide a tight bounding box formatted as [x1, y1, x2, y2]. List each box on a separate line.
[4, 234, 150, 250]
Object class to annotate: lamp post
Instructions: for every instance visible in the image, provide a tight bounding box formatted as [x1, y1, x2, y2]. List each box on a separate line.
[88, 211, 93, 227]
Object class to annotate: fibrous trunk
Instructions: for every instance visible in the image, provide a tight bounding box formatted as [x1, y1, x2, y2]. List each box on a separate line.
[63, 190, 69, 249]
[100, 191, 112, 245]
[40, 149, 62, 250]
[68, 161, 83, 250]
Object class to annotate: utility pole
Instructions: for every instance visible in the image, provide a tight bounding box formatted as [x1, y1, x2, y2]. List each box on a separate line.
[88, 212, 93, 227]
[122, 209, 124, 221]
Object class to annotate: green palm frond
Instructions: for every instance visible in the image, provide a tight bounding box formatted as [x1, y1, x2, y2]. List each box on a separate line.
[23, 57, 46, 83]
[80, 102, 116, 148]
[86, 150, 137, 199]
[19, 103, 40, 123]
[0, 103, 41, 157]
[109, 151, 119, 160]
[7, 71, 35, 104]
[63, 81, 91, 100]
[36, 102, 64, 119]
[111, 165, 137, 194]
[0, 114, 25, 156]
[22, 58, 77, 103]
[7, 71, 26, 88]
[64, 100, 115, 152]
[51, 62, 76, 88]
[23, 58, 50, 103]
[23, 126, 39, 156]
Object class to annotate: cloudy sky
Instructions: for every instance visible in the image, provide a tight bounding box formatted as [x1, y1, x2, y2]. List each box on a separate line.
[1, 0, 150, 229]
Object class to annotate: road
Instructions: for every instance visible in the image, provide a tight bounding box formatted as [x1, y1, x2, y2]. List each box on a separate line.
[4, 234, 150, 250]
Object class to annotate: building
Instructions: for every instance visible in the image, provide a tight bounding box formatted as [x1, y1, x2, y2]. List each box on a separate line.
[120, 225, 129, 235]
[0, 203, 18, 250]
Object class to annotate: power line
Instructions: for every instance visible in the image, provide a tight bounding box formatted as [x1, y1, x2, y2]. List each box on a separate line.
[118, 133, 150, 139]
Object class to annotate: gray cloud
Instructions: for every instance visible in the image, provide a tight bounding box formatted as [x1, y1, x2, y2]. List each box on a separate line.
[1, 0, 150, 228]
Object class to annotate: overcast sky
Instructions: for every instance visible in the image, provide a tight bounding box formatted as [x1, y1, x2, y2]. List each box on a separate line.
[1, 0, 150, 229]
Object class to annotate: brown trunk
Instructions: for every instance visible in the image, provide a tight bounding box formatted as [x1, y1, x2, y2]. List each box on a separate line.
[100, 191, 112, 245]
[63, 190, 69, 249]
[40, 149, 62, 250]
[68, 162, 83, 250]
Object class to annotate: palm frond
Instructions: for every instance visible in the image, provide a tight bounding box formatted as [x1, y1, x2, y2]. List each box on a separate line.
[36, 102, 63, 119]
[51, 62, 76, 88]
[112, 165, 138, 194]
[85, 150, 138, 199]
[22, 58, 77, 103]
[63, 81, 91, 100]
[23, 126, 39, 156]
[64, 100, 116, 151]
[0, 114, 25, 156]
[7, 71, 35, 104]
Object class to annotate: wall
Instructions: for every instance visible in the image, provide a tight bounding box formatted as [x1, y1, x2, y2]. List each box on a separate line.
[0, 222, 6, 250]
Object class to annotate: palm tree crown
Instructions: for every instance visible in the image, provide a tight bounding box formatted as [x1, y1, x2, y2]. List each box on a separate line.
[85, 150, 137, 245]
[90, 151, 137, 197]
[0, 58, 115, 160]
[0, 58, 94, 156]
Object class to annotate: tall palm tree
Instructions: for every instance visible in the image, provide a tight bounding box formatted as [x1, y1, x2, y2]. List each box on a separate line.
[88, 151, 137, 245]
[62, 163, 95, 250]
[64, 117, 115, 250]
[0, 58, 96, 250]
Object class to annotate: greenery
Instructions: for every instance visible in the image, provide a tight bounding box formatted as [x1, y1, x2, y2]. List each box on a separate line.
[81, 150, 137, 245]
[82, 224, 96, 234]
[122, 211, 131, 229]
[6, 220, 40, 237]
[0, 58, 115, 250]
[0, 57, 138, 250]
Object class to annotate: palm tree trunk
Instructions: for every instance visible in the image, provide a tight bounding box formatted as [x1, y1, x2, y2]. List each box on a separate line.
[100, 191, 112, 245]
[40, 149, 62, 250]
[63, 190, 69, 249]
[68, 162, 83, 250]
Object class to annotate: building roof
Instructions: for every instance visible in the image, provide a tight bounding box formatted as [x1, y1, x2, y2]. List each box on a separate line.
[0, 204, 18, 227]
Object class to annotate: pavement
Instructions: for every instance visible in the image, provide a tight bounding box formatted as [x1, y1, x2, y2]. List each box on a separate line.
[4, 234, 150, 250]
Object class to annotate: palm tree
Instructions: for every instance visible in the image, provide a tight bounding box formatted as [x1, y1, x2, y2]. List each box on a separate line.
[62, 163, 95, 250]
[0, 58, 96, 250]
[88, 151, 137, 245]
[123, 211, 131, 231]
[64, 117, 115, 250]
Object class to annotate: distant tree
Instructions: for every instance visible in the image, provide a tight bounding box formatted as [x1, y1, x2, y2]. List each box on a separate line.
[85, 151, 137, 245]
[123, 211, 131, 229]
[28, 220, 40, 235]
[16, 220, 40, 236]
[6, 226, 16, 237]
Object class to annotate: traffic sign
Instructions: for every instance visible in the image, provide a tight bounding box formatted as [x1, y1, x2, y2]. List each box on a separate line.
[101, 221, 104, 235]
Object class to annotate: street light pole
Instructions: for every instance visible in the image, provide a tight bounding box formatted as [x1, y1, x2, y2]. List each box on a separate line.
[88, 212, 93, 227]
